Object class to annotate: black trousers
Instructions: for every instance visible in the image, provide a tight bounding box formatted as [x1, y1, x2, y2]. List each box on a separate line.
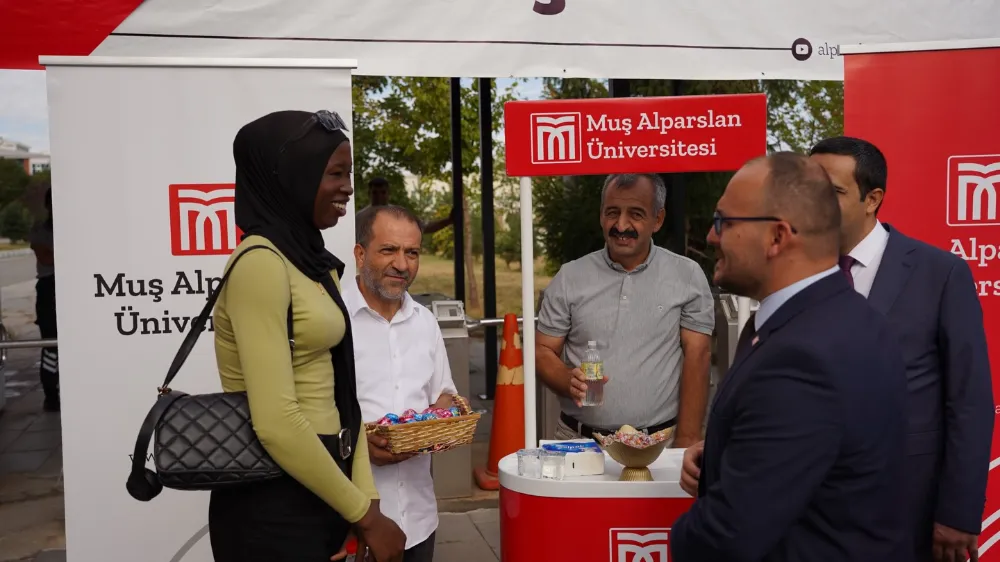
[404, 531, 436, 562]
[34, 275, 58, 400]
[209, 436, 354, 562]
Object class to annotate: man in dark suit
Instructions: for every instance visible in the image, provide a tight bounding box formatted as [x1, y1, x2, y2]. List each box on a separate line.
[810, 136, 994, 562]
[671, 152, 908, 561]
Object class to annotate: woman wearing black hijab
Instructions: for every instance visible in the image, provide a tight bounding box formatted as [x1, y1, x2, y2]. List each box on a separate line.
[209, 110, 405, 562]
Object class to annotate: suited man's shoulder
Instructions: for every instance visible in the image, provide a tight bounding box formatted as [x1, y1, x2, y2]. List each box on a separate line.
[886, 223, 969, 270]
[789, 285, 904, 375]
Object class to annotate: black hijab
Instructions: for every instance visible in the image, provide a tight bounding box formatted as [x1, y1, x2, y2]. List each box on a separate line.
[232, 110, 348, 281]
[231, 110, 362, 456]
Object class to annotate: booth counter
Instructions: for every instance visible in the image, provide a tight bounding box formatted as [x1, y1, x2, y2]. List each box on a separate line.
[498, 448, 694, 561]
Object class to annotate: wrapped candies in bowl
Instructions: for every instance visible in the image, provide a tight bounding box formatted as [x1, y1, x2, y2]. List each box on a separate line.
[365, 395, 480, 455]
[594, 424, 674, 482]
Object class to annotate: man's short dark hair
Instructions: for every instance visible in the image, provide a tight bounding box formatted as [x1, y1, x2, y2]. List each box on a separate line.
[809, 136, 888, 208]
[356, 204, 422, 248]
[601, 173, 667, 214]
[368, 177, 390, 189]
[761, 152, 841, 252]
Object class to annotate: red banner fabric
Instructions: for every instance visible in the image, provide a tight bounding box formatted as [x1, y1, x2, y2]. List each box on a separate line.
[844, 43, 1000, 557]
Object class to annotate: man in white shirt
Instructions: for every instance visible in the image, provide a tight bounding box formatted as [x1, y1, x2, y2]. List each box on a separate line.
[344, 204, 458, 562]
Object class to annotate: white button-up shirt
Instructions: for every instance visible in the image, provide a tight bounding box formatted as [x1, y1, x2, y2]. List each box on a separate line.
[846, 220, 890, 299]
[342, 278, 457, 549]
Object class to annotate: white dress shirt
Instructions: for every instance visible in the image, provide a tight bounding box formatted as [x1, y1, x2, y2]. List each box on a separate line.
[845, 220, 890, 298]
[342, 278, 458, 549]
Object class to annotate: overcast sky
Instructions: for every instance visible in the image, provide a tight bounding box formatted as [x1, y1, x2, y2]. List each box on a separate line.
[0, 72, 545, 154]
[0, 70, 50, 152]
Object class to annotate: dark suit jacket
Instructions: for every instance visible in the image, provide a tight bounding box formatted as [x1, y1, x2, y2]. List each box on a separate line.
[671, 272, 908, 562]
[872, 224, 993, 553]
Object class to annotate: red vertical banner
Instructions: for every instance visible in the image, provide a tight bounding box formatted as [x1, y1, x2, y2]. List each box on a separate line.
[843, 41, 1000, 556]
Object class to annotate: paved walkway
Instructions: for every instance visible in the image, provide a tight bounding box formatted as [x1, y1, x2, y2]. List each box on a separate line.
[0, 278, 501, 561]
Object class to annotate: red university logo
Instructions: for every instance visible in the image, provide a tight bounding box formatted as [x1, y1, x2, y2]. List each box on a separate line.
[947, 155, 1000, 227]
[609, 528, 670, 562]
[168, 184, 243, 256]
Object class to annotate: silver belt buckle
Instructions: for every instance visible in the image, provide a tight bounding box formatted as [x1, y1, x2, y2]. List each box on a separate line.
[338, 428, 353, 460]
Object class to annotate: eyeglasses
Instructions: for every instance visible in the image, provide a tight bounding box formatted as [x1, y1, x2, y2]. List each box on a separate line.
[712, 211, 798, 235]
[273, 110, 350, 174]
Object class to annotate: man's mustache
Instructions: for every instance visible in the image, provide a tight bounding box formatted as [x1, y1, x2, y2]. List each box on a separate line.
[609, 227, 639, 239]
[385, 267, 410, 280]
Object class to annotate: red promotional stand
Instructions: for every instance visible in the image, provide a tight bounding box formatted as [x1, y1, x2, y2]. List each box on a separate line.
[841, 38, 1000, 559]
[499, 93, 767, 561]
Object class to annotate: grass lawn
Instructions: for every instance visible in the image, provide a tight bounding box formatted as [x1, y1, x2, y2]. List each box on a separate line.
[409, 254, 553, 318]
[0, 243, 28, 251]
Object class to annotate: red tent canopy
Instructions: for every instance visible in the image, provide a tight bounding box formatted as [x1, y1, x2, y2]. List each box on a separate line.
[0, 0, 143, 70]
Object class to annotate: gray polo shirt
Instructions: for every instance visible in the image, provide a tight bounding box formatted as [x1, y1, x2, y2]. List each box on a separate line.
[538, 244, 715, 429]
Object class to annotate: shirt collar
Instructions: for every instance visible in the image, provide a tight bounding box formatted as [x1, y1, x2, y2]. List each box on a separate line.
[755, 266, 839, 331]
[602, 241, 656, 273]
[847, 220, 889, 268]
[342, 275, 416, 322]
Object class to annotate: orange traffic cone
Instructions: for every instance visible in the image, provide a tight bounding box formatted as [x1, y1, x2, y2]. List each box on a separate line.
[473, 313, 525, 490]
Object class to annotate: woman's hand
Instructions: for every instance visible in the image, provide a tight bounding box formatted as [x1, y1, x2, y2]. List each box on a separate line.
[355, 502, 405, 562]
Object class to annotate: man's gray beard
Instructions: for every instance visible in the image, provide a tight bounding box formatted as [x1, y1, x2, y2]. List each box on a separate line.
[360, 264, 408, 301]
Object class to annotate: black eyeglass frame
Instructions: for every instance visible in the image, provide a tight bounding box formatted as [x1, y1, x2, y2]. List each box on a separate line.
[712, 211, 798, 235]
[272, 110, 350, 175]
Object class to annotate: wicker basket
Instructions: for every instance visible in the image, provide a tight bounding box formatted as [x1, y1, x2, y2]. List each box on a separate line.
[364, 395, 481, 454]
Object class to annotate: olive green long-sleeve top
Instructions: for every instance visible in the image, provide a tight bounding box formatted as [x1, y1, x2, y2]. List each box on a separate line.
[212, 236, 378, 523]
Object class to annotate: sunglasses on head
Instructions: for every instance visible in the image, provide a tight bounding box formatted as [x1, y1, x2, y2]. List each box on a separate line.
[712, 210, 798, 235]
[273, 110, 350, 174]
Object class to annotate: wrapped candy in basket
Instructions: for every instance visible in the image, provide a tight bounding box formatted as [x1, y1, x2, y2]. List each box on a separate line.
[364, 395, 480, 454]
[594, 424, 675, 482]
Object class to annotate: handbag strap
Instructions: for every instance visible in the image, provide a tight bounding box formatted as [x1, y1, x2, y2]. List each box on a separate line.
[158, 244, 292, 394]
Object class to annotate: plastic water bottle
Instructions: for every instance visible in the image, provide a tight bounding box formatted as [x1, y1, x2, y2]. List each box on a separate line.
[580, 341, 606, 407]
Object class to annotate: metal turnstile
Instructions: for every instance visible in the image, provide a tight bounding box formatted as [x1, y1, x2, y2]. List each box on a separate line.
[533, 289, 562, 442]
[427, 299, 474, 499]
[714, 293, 759, 381]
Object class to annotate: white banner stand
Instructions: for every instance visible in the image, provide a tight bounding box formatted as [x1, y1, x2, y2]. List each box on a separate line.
[40, 56, 357, 562]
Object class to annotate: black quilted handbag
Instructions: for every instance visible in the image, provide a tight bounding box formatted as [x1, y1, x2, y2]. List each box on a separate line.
[126, 245, 293, 501]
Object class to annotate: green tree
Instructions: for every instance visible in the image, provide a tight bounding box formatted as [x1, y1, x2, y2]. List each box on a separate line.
[764, 80, 845, 152]
[0, 160, 29, 209]
[495, 210, 541, 270]
[350, 76, 418, 212]
[352, 78, 519, 249]
[0, 201, 33, 242]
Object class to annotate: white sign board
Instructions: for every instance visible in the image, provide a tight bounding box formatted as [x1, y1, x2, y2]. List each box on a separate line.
[42, 56, 357, 562]
[89, 0, 1000, 80]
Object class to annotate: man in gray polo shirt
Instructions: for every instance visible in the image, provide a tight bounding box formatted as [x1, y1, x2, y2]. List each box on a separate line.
[536, 173, 715, 449]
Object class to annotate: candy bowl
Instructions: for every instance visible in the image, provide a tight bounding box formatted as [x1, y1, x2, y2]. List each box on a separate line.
[593, 425, 674, 482]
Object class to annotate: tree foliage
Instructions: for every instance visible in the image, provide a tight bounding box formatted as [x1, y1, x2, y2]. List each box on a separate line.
[0, 160, 29, 209]
[0, 201, 33, 242]
[764, 80, 845, 152]
[352, 77, 519, 248]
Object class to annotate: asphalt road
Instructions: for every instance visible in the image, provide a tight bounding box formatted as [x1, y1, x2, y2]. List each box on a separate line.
[0, 255, 36, 289]
[1, 255, 42, 404]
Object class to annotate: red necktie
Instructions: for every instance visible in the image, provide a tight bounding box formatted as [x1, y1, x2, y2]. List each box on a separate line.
[838, 255, 855, 288]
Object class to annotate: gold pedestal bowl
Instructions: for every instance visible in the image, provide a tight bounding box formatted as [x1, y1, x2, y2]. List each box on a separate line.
[595, 427, 674, 482]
